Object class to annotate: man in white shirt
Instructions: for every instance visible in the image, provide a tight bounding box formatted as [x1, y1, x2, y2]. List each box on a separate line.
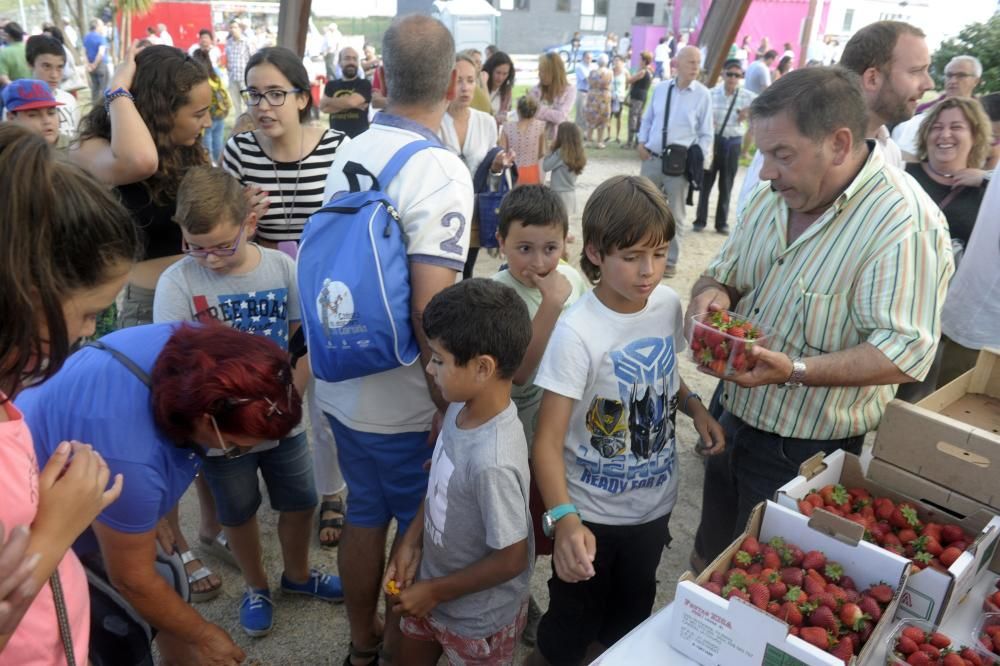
[745, 49, 775, 94]
[574, 51, 592, 127]
[737, 20, 932, 212]
[156, 23, 174, 47]
[637, 46, 714, 277]
[314, 15, 474, 666]
[653, 37, 671, 79]
[187, 29, 221, 69]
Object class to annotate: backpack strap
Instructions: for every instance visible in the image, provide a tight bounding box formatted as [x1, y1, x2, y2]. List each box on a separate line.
[83, 340, 152, 387]
[375, 140, 438, 189]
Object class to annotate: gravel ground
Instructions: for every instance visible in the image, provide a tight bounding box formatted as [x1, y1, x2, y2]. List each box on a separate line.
[176, 144, 745, 665]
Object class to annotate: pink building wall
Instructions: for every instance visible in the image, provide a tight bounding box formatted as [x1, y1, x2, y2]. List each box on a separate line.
[630, 0, 830, 69]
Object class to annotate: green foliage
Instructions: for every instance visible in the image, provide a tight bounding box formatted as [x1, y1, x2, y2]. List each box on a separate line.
[932, 14, 1000, 94]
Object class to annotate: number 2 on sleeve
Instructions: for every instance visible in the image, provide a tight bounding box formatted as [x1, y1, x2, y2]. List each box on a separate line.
[439, 212, 466, 256]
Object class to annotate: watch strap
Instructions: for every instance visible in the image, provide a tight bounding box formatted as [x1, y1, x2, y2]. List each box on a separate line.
[547, 503, 579, 523]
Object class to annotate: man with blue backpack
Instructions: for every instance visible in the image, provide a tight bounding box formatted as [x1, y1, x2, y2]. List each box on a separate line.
[300, 15, 474, 666]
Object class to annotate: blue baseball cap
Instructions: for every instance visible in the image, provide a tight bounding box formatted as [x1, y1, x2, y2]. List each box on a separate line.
[2, 79, 63, 112]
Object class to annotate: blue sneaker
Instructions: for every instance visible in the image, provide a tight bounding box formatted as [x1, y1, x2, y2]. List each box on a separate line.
[239, 587, 273, 637]
[280, 569, 344, 603]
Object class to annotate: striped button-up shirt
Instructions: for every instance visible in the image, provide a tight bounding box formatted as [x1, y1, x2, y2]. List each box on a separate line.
[225, 36, 253, 83]
[709, 85, 755, 139]
[705, 142, 954, 440]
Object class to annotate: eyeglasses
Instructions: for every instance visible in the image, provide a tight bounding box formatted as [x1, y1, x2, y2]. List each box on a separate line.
[944, 72, 975, 80]
[725, 72, 744, 78]
[210, 414, 252, 459]
[181, 219, 247, 257]
[240, 88, 302, 106]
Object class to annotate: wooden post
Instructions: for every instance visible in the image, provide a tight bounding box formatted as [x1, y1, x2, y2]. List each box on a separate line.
[799, 0, 820, 69]
[278, 0, 311, 56]
[698, 0, 752, 88]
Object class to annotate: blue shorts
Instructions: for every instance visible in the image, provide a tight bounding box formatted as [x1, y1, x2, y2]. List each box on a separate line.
[325, 414, 430, 536]
[200, 431, 318, 526]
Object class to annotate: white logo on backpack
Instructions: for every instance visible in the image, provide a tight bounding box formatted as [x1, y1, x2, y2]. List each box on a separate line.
[317, 279, 356, 334]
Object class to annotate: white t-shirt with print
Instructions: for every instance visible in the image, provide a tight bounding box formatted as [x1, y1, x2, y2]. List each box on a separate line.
[534, 286, 686, 526]
[314, 113, 474, 434]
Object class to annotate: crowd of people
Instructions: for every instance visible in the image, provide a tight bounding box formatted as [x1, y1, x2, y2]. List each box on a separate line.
[0, 10, 998, 666]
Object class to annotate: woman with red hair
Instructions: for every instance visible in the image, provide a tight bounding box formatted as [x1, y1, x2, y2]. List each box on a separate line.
[15, 322, 326, 664]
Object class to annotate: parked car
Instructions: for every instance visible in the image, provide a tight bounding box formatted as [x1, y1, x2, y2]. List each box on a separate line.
[546, 35, 607, 68]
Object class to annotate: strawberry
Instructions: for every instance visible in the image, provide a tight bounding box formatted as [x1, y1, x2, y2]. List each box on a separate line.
[709, 359, 727, 374]
[918, 643, 940, 658]
[896, 635, 920, 655]
[767, 601, 782, 616]
[808, 605, 838, 633]
[874, 497, 896, 521]
[848, 487, 872, 501]
[928, 632, 951, 649]
[798, 500, 816, 517]
[941, 524, 965, 544]
[868, 583, 894, 604]
[767, 580, 788, 600]
[780, 567, 804, 587]
[748, 582, 770, 609]
[801, 550, 826, 570]
[804, 576, 827, 596]
[784, 586, 807, 604]
[939, 546, 962, 568]
[810, 592, 837, 611]
[712, 340, 730, 359]
[824, 562, 844, 583]
[890, 504, 922, 530]
[799, 627, 832, 651]
[762, 549, 782, 570]
[902, 626, 927, 643]
[747, 562, 763, 576]
[709, 571, 724, 585]
[941, 653, 965, 666]
[740, 536, 761, 557]
[786, 546, 805, 567]
[734, 550, 754, 567]
[724, 569, 748, 586]
[906, 652, 931, 665]
[728, 325, 747, 338]
[838, 602, 867, 630]
[820, 484, 850, 509]
[780, 601, 804, 626]
[898, 528, 918, 545]
[731, 353, 748, 372]
[726, 587, 750, 602]
[839, 575, 857, 591]
[915, 535, 943, 557]
[858, 595, 881, 622]
[701, 581, 723, 596]
[805, 492, 824, 508]
[830, 635, 854, 663]
[962, 647, 987, 665]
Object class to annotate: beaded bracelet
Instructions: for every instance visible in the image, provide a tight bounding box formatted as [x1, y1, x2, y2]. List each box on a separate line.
[104, 87, 134, 113]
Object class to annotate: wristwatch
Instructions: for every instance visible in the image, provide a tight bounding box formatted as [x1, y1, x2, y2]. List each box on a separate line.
[782, 358, 807, 389]
[542, 503, 580, 538]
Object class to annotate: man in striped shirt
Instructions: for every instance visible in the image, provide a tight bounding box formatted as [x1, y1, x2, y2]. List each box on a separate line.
[689, 67, 954, 565]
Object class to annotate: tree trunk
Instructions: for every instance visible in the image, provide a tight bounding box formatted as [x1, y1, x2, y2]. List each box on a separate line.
[46, 0, 63, 27]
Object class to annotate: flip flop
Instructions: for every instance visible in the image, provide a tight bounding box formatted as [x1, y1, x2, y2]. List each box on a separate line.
[318, 496, 345, 549]
[199, 531, 236, 567]
[180, 550, 222, 603]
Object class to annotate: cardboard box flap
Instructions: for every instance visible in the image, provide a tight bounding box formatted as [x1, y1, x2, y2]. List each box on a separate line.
[867, 458, 990, 523]
[807, 508, 864, 546]
[969, 348, 1000, 396]
[797, 451, 829, 481]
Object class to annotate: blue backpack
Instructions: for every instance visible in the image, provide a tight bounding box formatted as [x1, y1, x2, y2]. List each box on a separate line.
[298, 140, 438, 383]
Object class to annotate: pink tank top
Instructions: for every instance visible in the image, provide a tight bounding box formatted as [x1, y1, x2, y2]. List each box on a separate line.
[504, 119, 545, 168]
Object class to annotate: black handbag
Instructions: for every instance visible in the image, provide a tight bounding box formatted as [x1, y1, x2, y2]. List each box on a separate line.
[659, 83, 688, 176]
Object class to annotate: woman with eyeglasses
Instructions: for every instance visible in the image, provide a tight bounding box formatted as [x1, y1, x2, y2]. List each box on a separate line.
[223, 46, 349, 247]
[223, 46, 351, 554]
[16, 322, 303, 665]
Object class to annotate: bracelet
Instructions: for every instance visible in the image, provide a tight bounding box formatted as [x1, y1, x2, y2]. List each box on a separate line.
[104, 86, 134, 113]
[682, 392, 702, 415]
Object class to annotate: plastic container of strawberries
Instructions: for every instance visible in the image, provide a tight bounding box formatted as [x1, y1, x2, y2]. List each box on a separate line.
[689, 310, 769, 376]
[885, 617, 997, 665]
[974, 613, 1000, 660]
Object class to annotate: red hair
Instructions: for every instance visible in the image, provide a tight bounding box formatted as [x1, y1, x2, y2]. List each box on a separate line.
[151, 323, 302, 442]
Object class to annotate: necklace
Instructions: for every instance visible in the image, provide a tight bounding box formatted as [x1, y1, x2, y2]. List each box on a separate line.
[265, 129, 306, 232]
[924, 160, 954, 180]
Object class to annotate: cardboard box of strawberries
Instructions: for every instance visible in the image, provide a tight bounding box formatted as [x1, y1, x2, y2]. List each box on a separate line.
[776, 450, 1000, 625]
[670, 500, 910, 665]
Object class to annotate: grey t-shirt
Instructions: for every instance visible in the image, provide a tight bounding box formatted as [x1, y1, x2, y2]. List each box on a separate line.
[745, 60, 771, 94]
[418, 401, 533, 637]
[153, 245, 300, 348]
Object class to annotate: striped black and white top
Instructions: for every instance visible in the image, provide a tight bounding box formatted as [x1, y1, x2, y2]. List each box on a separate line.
[223, 129, 348, 243]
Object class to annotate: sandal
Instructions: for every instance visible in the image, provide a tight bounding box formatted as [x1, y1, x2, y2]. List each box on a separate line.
[342, 641, 380, 666]
[318, 495, 346, 548]
[180, 550, 222, 603]
[199, 531, 236, 567]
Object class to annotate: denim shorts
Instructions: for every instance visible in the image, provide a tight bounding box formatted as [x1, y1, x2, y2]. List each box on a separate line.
[199, 431, 318, 526]
[325, 414, 430, 536]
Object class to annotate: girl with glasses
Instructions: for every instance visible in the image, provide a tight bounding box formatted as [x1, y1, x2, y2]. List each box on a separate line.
[223, 46, 350, 247]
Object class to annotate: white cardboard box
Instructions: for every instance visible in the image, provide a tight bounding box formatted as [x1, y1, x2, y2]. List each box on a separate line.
[668, 501, 910, 666]
[775, 449, 1000, 625]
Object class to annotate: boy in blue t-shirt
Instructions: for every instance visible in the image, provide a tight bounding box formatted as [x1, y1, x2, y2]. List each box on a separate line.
[526, 175, 726, 665]
[384, 279, 534, 665]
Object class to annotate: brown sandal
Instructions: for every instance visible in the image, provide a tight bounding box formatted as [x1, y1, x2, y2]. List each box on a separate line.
[318, 496, 345, 548]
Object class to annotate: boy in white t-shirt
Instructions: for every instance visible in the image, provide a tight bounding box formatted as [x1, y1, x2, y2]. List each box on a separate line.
[526, 175, 726, 666]
[385, 278, 533, 665]
[25, 35, 79, 140]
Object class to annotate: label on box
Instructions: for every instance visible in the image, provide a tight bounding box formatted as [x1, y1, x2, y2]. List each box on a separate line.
[676, 597, 759, 662]
[762, 644, 812, 666]
[896, 586, 936, 621]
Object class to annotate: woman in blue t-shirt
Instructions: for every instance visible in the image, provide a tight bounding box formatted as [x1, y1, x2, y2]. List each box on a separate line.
[16, 322, 311, 665]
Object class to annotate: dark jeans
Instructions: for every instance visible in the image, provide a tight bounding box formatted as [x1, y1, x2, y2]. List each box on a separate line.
[695, 137, 742, 230]
[88, 65, 108, 104]
[693, 409, 864, 562]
